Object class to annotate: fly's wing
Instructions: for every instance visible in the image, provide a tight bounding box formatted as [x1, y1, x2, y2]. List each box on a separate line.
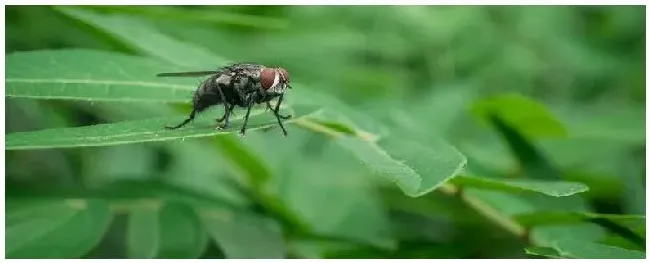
[156, 71, 219, 77]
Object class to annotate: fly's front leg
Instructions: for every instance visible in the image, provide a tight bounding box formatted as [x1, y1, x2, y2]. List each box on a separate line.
[265, 94, 290, 136]
[270, 94, 291, 120]
[239, 93, 258, 137]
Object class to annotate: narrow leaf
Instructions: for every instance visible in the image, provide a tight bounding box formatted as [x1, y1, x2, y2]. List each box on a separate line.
[515, 212, 645, 227]
[516, 212, 645, 247]
[452, 176, 589, 197]
[6, 105, 319, 150]
[551, 238, 645, 259]
[525, 246, 568, 259]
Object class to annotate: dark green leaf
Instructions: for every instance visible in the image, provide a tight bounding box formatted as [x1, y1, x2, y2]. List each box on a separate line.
[489, 114, 562, 180]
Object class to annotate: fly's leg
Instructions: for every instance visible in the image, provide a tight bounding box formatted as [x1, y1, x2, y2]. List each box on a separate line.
[216, 104, 228, 123]
[217, 104, 235, 130]
[239, 93, 258, 137]
[266, 95, 290, 136]
[165, 109, 197, 130]
[270, 94, 292, 120]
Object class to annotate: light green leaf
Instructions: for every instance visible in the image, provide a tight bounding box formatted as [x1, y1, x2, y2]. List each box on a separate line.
[525, 246, 567, 259]
[550, 102, 645, 144]
[6, 49, 196, 103]
[515, 212, 645, 227]
[452, 176, 589, 197]
[127, 202, 208, 259]
[518, 212, 645, 248]
[127, 206, 160, 258]
[334, 132, 467, 197]
[199, 209, 286, 259]
[279, 152, 395, 249]
[550, 238, 645, 259]
[57, 7, 227, 68]
[6, 199, 112, 259]
[5, 105, 319, 150]
[471, 93, 567, 138]
[6, 178, 241, 212]
[84, 6, 289, 30]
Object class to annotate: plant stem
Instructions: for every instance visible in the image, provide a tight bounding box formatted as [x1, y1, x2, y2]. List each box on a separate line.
[437, 184, 529, 241]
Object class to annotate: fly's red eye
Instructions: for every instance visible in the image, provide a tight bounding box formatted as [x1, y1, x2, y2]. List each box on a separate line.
[278, 68, 290, 83]
[260, 68, 276, 89]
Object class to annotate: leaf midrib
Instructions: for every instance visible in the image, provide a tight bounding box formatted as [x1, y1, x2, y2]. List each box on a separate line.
[6, 78, 193, 90]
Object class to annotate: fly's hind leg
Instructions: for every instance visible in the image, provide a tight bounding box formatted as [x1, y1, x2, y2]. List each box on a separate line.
[165, 109, 197, 130]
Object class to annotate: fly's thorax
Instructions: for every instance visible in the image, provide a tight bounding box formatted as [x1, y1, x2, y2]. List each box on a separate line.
[214, 72, 233, 87]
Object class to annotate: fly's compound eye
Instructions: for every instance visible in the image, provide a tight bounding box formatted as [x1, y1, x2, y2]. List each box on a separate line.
[260, 68, 280, 90]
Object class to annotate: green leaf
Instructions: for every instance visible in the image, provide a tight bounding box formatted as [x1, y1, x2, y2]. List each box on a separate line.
[127, 202, 208, 259]
[471, 93, 567, 138]
[127, 205, 160, 258]
[5, 105, 320, 150]
[84, 6, 290, 30]
[6, 178, 239, 211]
[550, 238, 645, 259]
[516, 212, 645, 247]
[489, 114, 563, 180]
[199, 209, 286, 259]
[57, 7, 227, 68]
[525, 246, 568, 259]
[451, 176, 589, 197]
[515, 212, 645, 227]
[334, 132, 467, 197]
[213, 135, 273, 190]
[550, 102, 645, 144]
[6, 49, 196, 103]
[279, 154, 395, 249]
[58, 7, 387, 137]
[6, 199, 112, 259]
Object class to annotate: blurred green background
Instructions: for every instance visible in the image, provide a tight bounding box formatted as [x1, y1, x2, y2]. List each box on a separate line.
[5, 5, 646, 259]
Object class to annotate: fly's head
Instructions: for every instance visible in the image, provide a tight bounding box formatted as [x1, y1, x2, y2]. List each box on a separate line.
[260, 67, 291, 95]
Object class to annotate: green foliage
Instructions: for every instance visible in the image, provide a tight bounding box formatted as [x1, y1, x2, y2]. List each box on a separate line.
[5, 5, 645, 259]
